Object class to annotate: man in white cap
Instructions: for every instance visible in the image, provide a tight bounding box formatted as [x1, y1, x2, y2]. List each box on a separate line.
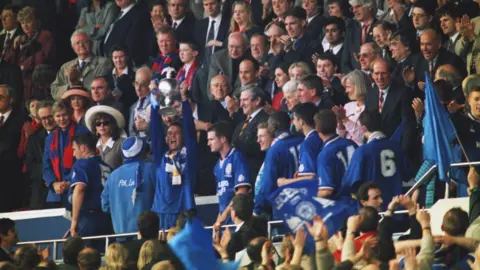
[101, 137, 156, 234]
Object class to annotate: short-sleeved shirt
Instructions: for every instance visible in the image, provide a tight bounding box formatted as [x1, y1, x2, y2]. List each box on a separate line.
[342, 133, 412, 210]
[69, 155, 111, 213]
[317, 135, 358, 200]
[214, 148, 250, 213]
[298, 130, 323, 175]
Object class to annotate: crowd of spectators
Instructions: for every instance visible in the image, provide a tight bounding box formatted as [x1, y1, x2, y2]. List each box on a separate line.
[0, 0, 480, 268]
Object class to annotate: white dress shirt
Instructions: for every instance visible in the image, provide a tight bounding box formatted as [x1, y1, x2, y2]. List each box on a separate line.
[206, 13, 223, 42]
[0, 109, 12, 124]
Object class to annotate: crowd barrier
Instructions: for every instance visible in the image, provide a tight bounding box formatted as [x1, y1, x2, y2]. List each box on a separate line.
[14, 161, 480, 260]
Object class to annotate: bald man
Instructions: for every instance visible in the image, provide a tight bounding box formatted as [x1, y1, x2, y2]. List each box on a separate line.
[208, 32, 250, 93]
[413, 29, 466, 97]
[129, 67, 152, 137]
[366, 58, 417, 158]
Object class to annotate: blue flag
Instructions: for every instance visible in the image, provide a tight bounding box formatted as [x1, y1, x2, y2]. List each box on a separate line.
[168, 217, 240, 270]
[269, 180, 354, 253]
[422, 72, 457, 182]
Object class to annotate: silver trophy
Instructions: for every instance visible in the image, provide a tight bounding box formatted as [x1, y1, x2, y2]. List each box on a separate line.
[157, 78, 182, 117]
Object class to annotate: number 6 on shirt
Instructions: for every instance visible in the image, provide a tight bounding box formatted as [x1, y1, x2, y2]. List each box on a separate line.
[380, 149, 396, 177]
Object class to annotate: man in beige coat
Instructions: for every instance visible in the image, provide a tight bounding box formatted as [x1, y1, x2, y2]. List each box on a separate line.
[51, 30, 112, 100]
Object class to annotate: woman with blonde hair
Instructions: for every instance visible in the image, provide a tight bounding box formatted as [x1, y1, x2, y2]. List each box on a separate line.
[229, 1, 261, 39]
[288, 62, 312, 80]
[105, 243, 129, 269]
[333, 70, 372, 145]
[138, 240, 165, 270]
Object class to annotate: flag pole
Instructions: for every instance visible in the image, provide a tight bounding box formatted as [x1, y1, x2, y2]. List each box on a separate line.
[455, 133, 473, 167]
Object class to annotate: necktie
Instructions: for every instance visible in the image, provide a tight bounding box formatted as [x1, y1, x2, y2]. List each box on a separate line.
[137, 97, 146, 109]
[428, 61, 434, 77]
[5, 33, 11, 45]
[207, 20, 216, 43]
[328, 46, 333, 54]
[2, 33, 11, 59]
[361, 24, 369, 44]
[78, 61, 85, 71]
[205, 20, 216, 58]
[105, 11, 123, 42]
[0, 115, 4, 128]
[447, 40, 453, 52]
[239, 116, 251, 136]
[172, 22, 178, 30]
[378, 90, 384, 113]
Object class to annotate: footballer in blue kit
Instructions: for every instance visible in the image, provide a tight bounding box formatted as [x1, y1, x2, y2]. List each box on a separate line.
[254, 112, 303, 219]
[314, 110, 358, 200]
[150, 96, 197, 230]
[292, 103, 323, 176]
[66, 133, 112, 238]
[342, 111, 412, 211]
[207, 122, 250, 225]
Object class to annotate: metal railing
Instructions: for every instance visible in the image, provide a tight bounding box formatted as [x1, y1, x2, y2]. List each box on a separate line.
[17, 161, 480, 260]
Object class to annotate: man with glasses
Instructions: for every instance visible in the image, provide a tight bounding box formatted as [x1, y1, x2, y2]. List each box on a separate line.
[357, 42, 381, 74]
[129, 67, 152, 138]
[342, 0, 376, 70]
[51, 30, 112, 101]
[26, 100, 56, 210]
[208, 32, 250, 92]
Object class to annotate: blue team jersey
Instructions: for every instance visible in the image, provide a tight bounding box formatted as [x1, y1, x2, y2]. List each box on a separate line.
[317, 135, 358, 200]
[342, 133, 412, 210]
[298, 130, 323, 175]
[150, 100, 197, 216]
[68, 155, 111, 213]
[214, 148, 250, 214]
[254, 132, 303, 219]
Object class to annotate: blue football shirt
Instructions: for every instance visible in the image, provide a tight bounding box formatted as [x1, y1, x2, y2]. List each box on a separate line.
[214, 148, 250, 214]
[342, 132, 412, 210]
[298, 130, 323, 175]
[317, 135, 358, 200]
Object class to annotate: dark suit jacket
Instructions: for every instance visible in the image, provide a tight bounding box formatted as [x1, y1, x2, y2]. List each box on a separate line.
[26, 128, 49, 210]
[391, 53, 422, 87]
[232, 109, 269, 179]
[0, 248, 13, 263]
[173, 13, 196, 44]
[274, 34, 322, 71]
[414, 48, 467, 97]
[342, 19, 377, 71]
[103, 4, 153, 67]
[324, 76, 348, 106]
[0, 27, 23, 64]
[106, 69, 136, 117]
[0, 60, 24, 108]
[227, 216, 268, 260]
[306, 14, 326, 40]
[194, 14, 230, 64]
[0, 109, 26, 212]
[365, 83, 416, 155]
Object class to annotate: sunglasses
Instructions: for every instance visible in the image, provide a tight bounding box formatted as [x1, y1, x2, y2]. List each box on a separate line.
[96, 121, 111, 127]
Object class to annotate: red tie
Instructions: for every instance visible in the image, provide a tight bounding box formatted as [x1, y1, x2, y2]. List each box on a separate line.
[361, 24, 369, 44]
[378, 90, 384, 113]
